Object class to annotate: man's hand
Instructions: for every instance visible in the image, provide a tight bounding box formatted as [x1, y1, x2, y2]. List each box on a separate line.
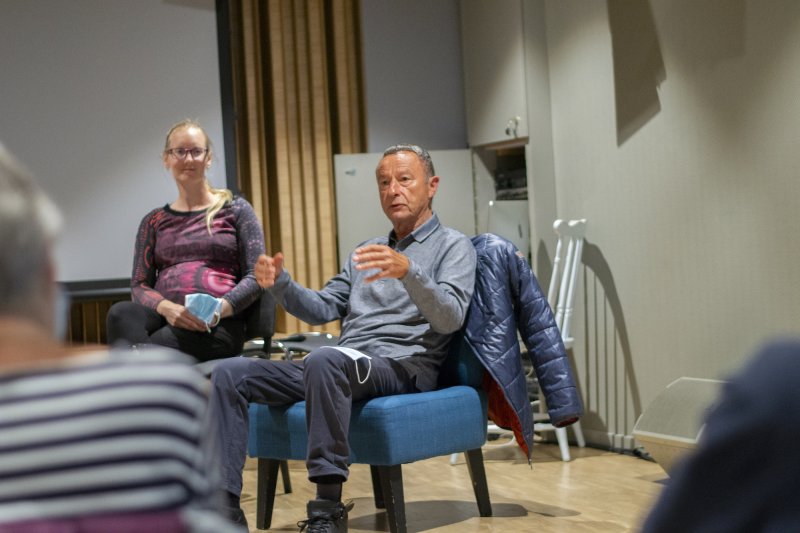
[353, 244, 410, 283]
[156, 299, 208, 331]
[255, 253, 284, 288]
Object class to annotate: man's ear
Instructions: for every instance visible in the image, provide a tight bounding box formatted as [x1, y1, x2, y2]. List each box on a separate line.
[428, 175, 440, 197]
[42, 252, 62, 330]
[35, 252, 59, 336]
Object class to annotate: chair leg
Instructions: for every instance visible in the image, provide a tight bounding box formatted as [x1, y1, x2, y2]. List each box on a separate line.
[571, 419, 586, 448]
[256, 458, 281, 530]
[369, 465, 385, 509]
[376, 465, 406, 533]
[464, 448, 492, 517]
[280, 459, 293, 494]
[555, 427, 572, 461]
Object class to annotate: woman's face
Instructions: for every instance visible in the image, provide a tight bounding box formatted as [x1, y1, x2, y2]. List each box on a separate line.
[162, 126, 210, 184]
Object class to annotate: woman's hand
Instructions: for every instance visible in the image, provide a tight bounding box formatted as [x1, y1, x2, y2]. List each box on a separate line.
[219, 298, 233, 319]
[156, 299, 208, 331]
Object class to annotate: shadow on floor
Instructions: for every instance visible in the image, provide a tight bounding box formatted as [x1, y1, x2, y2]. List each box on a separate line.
[348, 498, 553, 532]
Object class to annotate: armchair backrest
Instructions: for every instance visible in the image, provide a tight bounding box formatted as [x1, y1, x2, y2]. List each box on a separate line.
[437, 332, 484, 389]
[243, 290, 276, 342]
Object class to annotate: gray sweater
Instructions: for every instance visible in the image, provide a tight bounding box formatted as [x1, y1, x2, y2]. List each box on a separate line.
[269, 214, 476, 391]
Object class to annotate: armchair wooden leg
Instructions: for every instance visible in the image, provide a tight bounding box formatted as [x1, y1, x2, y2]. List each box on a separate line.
[256, 458, 281, 529]
[376, 465, 406, 533]
[280, 459, 292, 494]
[465, 448, 492, 517]
[369, 465, 385, 509]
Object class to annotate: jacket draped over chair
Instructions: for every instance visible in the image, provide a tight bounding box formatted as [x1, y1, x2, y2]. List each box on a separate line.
[465, 233, 584, 459]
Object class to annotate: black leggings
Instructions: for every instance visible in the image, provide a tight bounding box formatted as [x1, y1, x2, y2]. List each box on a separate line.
[106, 301, 246, 362]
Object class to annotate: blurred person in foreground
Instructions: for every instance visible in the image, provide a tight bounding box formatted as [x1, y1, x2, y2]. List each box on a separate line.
[640, 338, 800, 532]
[0, 142, 242, 532]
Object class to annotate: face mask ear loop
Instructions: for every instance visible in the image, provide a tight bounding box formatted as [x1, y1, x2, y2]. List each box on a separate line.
[356, 357, 372, 385]
[328, 347, 372, 384]
[209, 297, 222, 328]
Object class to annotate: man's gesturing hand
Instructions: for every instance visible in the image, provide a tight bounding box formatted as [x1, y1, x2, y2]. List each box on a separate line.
[255, 253, 284, 288]
[353, 244, 410, 283]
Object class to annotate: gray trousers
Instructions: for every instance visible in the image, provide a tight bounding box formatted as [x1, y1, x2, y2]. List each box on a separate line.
[209, 347, 417, 496]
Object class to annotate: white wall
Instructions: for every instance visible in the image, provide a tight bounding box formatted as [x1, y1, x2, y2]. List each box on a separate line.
[2, 0, 465, 278]
[539, 0, 800, 447]
[0, 0, 225, 283]
[360, 0, 468, 152]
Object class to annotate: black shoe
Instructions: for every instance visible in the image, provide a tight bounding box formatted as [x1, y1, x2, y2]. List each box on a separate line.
[297, 499, 354, 533]
[225, 505, 248, 528]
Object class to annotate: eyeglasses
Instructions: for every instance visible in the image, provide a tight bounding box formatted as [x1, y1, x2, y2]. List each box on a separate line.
[167, 147, 209, 160]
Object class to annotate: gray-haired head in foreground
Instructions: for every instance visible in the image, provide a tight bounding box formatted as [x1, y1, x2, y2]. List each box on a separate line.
[0, 143, 62, 322]
[382, 144, 435, 179]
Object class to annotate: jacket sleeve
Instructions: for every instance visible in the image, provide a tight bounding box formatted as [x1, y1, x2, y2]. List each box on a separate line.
[513, 249, 584, 426]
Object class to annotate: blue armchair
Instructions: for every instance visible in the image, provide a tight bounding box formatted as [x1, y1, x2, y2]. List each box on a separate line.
[247, 332, 491, 533]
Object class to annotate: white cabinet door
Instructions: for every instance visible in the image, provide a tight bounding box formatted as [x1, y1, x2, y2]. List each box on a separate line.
[460, 0, 528, 147]
[334, 150, 475, 269]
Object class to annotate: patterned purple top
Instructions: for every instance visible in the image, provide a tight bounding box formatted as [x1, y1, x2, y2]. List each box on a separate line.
[131, 196, 265, 315]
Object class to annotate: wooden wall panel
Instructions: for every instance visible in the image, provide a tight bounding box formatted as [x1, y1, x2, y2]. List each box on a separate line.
[226, 0, 365, 335]
[66, 298, 126, 346]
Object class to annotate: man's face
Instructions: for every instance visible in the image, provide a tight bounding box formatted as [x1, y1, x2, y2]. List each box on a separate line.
[376, 151, 439, 238]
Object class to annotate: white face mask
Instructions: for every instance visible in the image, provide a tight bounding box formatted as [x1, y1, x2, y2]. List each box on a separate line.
[53, 283, 69, 341]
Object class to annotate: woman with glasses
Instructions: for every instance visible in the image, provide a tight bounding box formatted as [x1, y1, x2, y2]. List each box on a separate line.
[106, 119, 265, 361]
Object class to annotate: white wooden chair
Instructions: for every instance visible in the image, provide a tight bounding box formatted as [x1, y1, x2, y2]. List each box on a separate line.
[453, 219, 588, 465]
[533, 218, 587, 461]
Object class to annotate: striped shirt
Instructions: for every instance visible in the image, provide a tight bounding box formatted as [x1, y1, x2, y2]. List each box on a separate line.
[0, 347, 237, 532]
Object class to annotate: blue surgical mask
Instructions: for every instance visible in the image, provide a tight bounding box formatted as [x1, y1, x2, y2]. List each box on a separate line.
[185, 293, 222, 326]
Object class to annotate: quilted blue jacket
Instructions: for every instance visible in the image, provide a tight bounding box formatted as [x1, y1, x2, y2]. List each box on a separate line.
[464, 233, 584, 458]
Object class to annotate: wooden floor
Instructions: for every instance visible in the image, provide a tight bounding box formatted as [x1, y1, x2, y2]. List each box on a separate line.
[239, 441, 668, 533]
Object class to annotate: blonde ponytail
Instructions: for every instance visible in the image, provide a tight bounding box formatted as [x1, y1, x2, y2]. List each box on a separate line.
[205, 184, 233, 234]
